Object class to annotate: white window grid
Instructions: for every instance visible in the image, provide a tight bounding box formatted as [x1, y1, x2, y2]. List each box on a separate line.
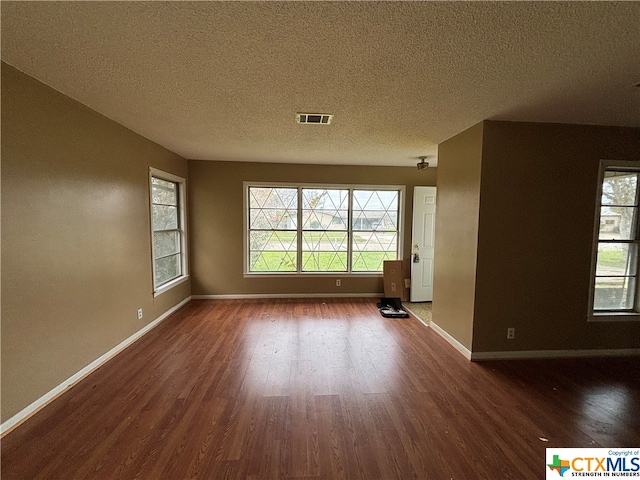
[589, 160, 640, 321]
[150, 168, 188, 295]
[244, 182, 405, 275]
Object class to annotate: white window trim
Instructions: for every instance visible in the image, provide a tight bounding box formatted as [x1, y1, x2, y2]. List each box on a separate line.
[588, 159, 640, 322]
[150, 168, 189, 297]
[243, 181, 405, 276]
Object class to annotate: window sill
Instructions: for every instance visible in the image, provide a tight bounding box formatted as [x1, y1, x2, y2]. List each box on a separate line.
[154, 275, 189, 297]
[589, 311, 640, 322]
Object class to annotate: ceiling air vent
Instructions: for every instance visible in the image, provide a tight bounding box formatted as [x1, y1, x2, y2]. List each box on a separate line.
[296, 113, 333, 125]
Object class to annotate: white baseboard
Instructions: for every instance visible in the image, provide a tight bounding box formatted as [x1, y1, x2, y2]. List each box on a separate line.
[471, 348, 640, 361]
[429, 320, 473, 360]
[425, 321, 640, 362]
[0, 296, 192, 436]
[192, 293, 384, 300]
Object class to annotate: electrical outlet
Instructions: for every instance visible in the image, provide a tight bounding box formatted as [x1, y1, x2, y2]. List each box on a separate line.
[507, 327, 515, 340]
[336, 279, 341, 287]
[137, 308, 143, 320]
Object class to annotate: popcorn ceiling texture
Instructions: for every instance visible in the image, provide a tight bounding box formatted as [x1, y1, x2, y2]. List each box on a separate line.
[2, 2, 639, 167]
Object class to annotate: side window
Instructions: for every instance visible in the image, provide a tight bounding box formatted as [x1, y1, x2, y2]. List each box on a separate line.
[591, 163, 640, 314]
[150, 169, 188, 294]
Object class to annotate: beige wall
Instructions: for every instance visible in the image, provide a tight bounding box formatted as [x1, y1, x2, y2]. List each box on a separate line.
[473, 121, 640, 353]
[188, 160, 436, 296]
[433, 120, 640, 354]
[432, 122, 484, 350]
[1, 63, 191, 422]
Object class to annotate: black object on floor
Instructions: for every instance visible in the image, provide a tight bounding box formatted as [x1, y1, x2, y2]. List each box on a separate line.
[377, 297, 409, 318]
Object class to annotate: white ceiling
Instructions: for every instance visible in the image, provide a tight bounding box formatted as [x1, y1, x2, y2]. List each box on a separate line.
[2, 1, 639, 167]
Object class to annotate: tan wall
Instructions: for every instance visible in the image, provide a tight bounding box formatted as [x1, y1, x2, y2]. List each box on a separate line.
[188, 160, 436, 295]
[1, 63, 191, 422]
[432, 122, 484, 350]
[473, 121, 640, 352]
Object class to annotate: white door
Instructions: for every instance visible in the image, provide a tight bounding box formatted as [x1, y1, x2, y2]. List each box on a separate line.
[410, 186, 436, 302]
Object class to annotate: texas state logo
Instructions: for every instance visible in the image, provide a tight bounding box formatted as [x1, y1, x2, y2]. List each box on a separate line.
[546, 448, 640, 479]
[548, 454, 571, 477]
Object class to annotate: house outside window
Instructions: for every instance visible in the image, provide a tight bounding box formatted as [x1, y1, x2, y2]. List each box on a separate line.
[590, 161, 640, 320]
[150, 168, 188, 295]
[245, 183, 404, 274]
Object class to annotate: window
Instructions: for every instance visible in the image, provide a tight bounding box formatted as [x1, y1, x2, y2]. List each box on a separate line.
[150, 168, 188, 294]
[246, 183, 403, 274]
[590, 161, 640, 318]
[301, 188, 349, 271]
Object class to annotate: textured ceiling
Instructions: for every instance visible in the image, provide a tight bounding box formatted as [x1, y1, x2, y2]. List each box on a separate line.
[2, 1, 639, 167]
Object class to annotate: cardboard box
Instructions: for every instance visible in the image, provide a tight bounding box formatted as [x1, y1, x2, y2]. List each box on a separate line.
[383, 259, 410, 301]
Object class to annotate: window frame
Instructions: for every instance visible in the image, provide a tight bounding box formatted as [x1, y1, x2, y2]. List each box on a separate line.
[150, 168, 189, 296]
[588, 160, 640, 322]
[243, 182, 405, 276]
[301, 187, 350, 272]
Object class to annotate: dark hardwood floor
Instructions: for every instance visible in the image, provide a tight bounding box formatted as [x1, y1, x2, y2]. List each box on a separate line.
[2, 298, 639, 479]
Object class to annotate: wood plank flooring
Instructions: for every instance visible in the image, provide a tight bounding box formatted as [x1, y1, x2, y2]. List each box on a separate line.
[2, 298, 639, 479]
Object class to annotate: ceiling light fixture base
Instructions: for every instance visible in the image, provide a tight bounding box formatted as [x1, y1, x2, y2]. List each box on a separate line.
[417, 156, 430, 170]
